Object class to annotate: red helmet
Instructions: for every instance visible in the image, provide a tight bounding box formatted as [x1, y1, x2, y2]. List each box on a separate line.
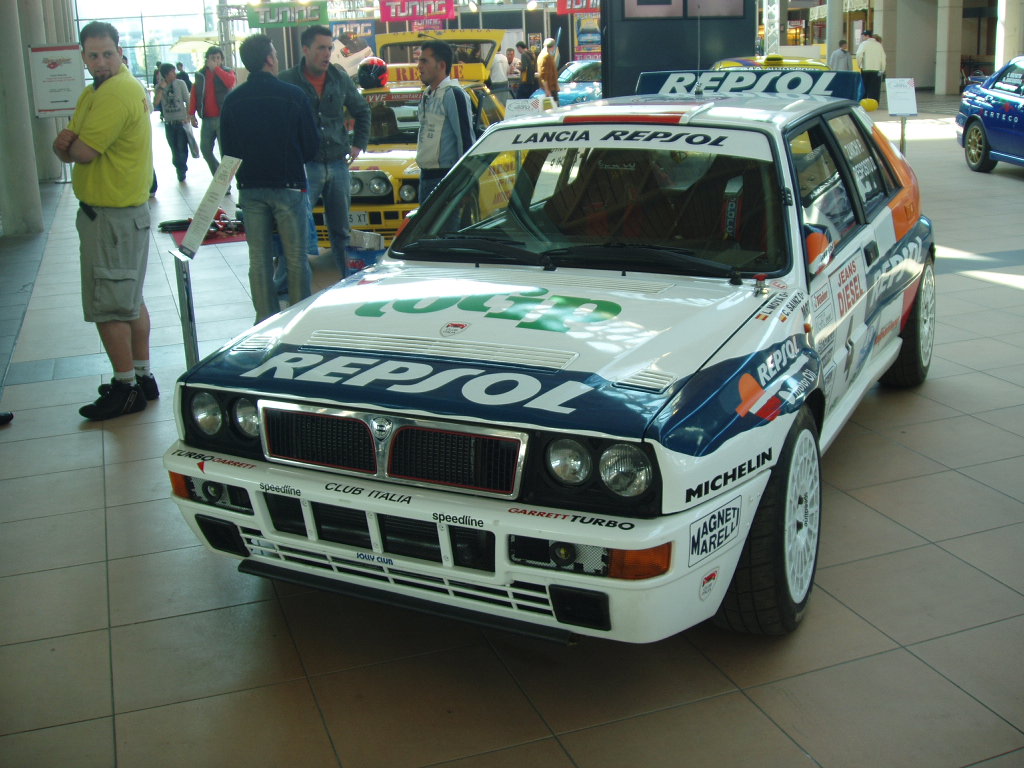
[358, 57, 388, 89]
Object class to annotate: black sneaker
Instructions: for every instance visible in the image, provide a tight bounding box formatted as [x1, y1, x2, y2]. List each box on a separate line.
[99, 374, 159, 401]
[81, 379, 147, 420]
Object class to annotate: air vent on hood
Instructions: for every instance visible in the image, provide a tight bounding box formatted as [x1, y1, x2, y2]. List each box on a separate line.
[303, 331, 577, 370]
[391, 267, 671, 296]
[233, 335, 275, 352]
[615, 369, 676, 393]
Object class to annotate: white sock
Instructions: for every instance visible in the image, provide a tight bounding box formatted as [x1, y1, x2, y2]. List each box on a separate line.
[114, 370, 135, 383]
[134, 360, 151, 378]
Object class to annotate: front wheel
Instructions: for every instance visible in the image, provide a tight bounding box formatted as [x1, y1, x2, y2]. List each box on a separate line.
[964, 121, 997, 172]
[714, 407, 821, 635]
[880, 259, 936, 388]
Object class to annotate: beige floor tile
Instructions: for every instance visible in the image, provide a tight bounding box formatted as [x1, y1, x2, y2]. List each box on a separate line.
[969, 750, 1024, 767]
[818, 483, 927, 566]
[0, 467, 105, 524]
[0, 508, 105, 577]
[687, 590, 897, 688]
[849, 387, 960, 429]
[102, 456, 173, 507]
[940, 312, 1024, 341]
[112, 601, 304, 712]
[878, 415, 1024, 468]
[977, 403, 1024, 437]
[312, 645, 550, 768]
[821, 422, 946, 491]
[0, 431, 103, 481]
[106, 497, 198, 559]
[490, 630, 733, 733]
[0, 374, 103, 411]
[0, 403, 102, 443]
[748, 650, 1024, 768]
[916, 372, 1024, 414]
[431, 739, 575, 768]
[849, 470, 1024, 541]
[0, 718, 114, 768]
[989, 363, 1024, 387]
[100, 417, 180, 464]
[559, 692, 814, 768]
[115, 681, 338, 768]
[0, 563, 108, 645]
[0, 631, 111, 735]
[816, 545, 1024, 644]
[962, 456, 1024, 503]
[911, 615, 1024, 731]
[940, 522, 1024, 592]
[925, 354, 974, 379]
[281, 590, 483, 675]
[108, 546, 275, 625]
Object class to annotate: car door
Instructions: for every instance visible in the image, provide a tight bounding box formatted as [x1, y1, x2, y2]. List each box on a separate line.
[983, 62, 1024, 158]
[788, 117, 878, 416]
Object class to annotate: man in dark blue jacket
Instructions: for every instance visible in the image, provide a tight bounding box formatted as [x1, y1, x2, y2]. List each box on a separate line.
[280, 25, 370, 277]
[220, 34, 320, 323]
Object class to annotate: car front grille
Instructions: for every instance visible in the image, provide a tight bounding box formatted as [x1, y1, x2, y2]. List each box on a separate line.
[261, 402, 527, 498]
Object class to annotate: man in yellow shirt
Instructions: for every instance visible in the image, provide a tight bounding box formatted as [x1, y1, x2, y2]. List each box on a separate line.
[53, 21, 157, 420]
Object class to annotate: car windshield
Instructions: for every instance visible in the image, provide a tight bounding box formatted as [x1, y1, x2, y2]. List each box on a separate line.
[560, 61, 600, 84]
[392, 122, 787, 277]
[365, 91, 423, 144]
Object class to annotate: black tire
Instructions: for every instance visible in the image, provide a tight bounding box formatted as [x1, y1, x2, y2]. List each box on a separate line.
[880, 259, 936, 388]
[714, 407, 821, 635]
[964, 121, 997, 172]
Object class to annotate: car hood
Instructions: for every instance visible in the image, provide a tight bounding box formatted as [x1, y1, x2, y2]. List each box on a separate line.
[352, 148, 417, 176]
[186, 263, 771, 438]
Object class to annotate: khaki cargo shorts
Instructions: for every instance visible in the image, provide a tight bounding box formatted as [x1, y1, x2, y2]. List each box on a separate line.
[77, 202, 150, 323]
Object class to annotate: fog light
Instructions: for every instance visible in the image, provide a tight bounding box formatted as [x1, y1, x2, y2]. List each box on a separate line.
[550, 542, 576, 567]
[399, 183, 417, 202]
[351, 177, 364, 195]
[202, 481, 224, 503]
[369, 176, 390, 196]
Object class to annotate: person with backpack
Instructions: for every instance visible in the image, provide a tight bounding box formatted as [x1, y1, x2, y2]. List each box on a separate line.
[515, 41, 537, 99]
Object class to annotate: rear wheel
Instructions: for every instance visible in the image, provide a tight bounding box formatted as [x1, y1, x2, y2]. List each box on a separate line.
[714, 407, 821, 634]
[964, 121, 997, 172]
[880, 259, 936, 388]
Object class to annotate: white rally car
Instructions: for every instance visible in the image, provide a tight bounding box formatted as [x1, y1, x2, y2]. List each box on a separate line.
[164, 70, 935, 643]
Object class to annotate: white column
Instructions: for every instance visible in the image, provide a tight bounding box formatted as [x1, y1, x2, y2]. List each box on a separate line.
[935, 0, 963, 95]
[0, 0, 44, 234]
[995, 0, 1024, 69]
[826, 0, 844, 58]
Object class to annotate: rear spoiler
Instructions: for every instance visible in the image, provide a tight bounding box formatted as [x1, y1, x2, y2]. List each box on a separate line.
[636, 69, 863, 100]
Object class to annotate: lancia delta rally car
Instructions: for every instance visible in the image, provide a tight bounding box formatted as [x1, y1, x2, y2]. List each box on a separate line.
[315, 31, 506, 246]
[164, 69, 935, 644]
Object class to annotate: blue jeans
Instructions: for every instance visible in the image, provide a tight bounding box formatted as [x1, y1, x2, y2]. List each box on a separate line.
[164, 122, 188, 179]
[305, 159, 351, 275]
[272, 195, 318, 296]
[240, 187, 310, 323]
[199, 116, 221, 176]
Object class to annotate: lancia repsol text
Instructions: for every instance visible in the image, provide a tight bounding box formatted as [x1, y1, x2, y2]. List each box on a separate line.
[510, 129, 727, 147]
[686, 450, 773, 503]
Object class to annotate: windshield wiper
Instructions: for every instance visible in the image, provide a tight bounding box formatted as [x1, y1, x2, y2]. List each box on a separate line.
[397, 235, 553, 269]
[543, 241, 743, 282]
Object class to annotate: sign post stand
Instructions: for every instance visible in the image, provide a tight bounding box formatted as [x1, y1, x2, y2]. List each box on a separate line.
[171, 156, 241, 369]
[884, 78, 918, 154]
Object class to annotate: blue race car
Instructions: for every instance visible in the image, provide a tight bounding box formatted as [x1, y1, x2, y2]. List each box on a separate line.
[532, 59, 602, 107]
[956, 55, 1024, 172]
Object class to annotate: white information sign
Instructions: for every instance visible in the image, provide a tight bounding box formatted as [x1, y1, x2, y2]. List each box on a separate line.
[885, 78, 918, 117]
[178, 157, 242, 257]
[28, 43, 85, 118]
[504, 97, 556, 118]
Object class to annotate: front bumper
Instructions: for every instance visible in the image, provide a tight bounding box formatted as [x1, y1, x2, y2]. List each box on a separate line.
[164, 442, 767, 643]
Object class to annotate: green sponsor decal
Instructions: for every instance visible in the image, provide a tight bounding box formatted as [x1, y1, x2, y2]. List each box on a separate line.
[355, 288, 621, 333]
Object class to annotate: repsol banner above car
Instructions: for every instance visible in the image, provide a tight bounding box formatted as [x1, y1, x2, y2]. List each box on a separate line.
[635, 70, 863, 101]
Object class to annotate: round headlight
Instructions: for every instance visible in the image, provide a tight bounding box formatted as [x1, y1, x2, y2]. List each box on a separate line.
[350, 176, 364, 196]
[399, 183, 417, 202]
[368, 176, 390, 196]
[233, 397, 260, 439]
[191, 391, 223, 436]
[547, 438, 592, 486]
[600, 443, 652, 497]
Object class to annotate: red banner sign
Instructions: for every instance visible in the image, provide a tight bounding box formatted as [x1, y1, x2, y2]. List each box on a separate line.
[557, 0, 601, 13]
[379, 0, 456, 22]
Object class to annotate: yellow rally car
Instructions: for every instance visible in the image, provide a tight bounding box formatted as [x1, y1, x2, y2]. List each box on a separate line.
[712, 54, 829, 70]
[315, 30, 507, 246]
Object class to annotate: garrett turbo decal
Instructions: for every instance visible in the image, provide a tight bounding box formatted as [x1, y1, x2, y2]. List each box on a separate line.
[507, 507, 636, 530]
[688, 498, 741, 565]
[685, 452, 771, 503]
[355, 288, 621, 334]
[241, 353, 594, 414]
[171, 449, 257, 471]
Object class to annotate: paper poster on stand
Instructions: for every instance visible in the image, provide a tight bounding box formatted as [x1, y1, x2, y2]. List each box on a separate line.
[179, 156, 242, 258]
[28, 43, 85, 118]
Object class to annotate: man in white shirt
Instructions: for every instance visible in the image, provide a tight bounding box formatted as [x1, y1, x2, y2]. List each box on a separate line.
[489, 44, 510, 104]
[856, 31, 886, 101]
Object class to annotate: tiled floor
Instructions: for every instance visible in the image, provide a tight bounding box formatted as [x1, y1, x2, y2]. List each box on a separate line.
[1, 95, 1023, 768]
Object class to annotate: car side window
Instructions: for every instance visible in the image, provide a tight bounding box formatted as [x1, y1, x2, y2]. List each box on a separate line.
[478, 90, 503, 127]
[992, 63, 1024, 96]
[827, 113, 890, 216]
[789, 125, 857, 274]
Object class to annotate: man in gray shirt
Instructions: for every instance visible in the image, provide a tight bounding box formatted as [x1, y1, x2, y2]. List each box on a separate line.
[154, 62, 191, 181]
[828, 39, 853, 71]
